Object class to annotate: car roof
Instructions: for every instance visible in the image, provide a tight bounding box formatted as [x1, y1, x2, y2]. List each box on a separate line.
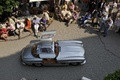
[36, 41, 56, 58]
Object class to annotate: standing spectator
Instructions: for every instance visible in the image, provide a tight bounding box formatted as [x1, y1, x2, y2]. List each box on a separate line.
[95, 0, 106, 24]
[112, 0, 117, 8]
[109, 0, 118, 21]
[91, 9, 97, 26]
[115, 8, 120, 20]
[32, 15, 40, 38]
[104, 3, 110, 14]
[114, 15, 120, 32]
[97, 0, 106, 11]
[89, 1, 97, 13]
[116, 8, 120, 18]
[0, 26, 8, 41]
[98, 13, 113, 37]
[103, 16, 113, 37]
[99, 8, 108, 31]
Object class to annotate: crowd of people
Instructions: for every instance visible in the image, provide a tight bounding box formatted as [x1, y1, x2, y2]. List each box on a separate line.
[0, 8, 53, 41]
[78, 0, 120, 37]
[54, 1, 80, 26]
[0, 0, 120, 41]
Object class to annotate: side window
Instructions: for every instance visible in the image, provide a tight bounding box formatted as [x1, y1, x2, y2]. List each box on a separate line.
[41, 34, 54, 39]
[40, 30, 56, 40]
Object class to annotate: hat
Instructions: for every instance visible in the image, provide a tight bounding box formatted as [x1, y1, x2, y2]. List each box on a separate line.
[34, 15, 37, 18]
[26, 18, 30, 21]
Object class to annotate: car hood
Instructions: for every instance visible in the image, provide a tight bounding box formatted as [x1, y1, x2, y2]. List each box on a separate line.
[57, 40, 85, 59]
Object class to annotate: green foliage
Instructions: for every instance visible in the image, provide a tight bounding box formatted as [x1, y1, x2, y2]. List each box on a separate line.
[104, 70, 120, 80]
[0, 6, 3, 15]
[0, 0, 19, 15]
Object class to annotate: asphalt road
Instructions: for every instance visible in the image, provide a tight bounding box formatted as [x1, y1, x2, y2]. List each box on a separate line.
[0, 19, 120, 80]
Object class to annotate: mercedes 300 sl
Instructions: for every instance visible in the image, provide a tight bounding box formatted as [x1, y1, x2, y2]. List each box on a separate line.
[21, 30, 86, 66]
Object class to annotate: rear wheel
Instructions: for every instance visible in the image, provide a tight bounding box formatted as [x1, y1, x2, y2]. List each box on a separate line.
[69, 62, 80, 66]
[34, 63, 43, 67]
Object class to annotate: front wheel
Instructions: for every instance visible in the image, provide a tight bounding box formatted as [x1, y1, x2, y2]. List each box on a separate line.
[69, 62, 80, 66]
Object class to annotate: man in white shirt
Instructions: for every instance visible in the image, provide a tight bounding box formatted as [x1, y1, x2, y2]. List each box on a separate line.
[15, 21, 25, 39]
[61, 8, 72, 21]
[103, 17, 113, 37]
[99, 11, 108, 32]
[99, 15, 113, 37]
[43, 11, 50, 21]
[32, 15, 40, 38]
[16, 21, 25, 29]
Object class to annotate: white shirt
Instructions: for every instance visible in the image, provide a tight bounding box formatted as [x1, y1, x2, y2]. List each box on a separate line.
[104, 4, 110, 12]
[109, 19, 113, 27]
[113, 2, 117, 8]
[32, 18, 40, 24]
[62, 10, 71, 17]
[65, 0, 70, 1]
[101, 11, 108, 21]
[17, 22, 25, 29]
[101, 2, 104, 8]
[43, 12, 50, 20]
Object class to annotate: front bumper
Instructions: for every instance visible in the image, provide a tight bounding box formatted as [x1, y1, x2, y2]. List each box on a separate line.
[81, 60, 86, 65]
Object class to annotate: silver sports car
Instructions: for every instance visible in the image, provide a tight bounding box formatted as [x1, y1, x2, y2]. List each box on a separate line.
[21, 30, 86, 66]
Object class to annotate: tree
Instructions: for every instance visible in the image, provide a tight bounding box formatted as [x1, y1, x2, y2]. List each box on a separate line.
[0, 0, 19, 21]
